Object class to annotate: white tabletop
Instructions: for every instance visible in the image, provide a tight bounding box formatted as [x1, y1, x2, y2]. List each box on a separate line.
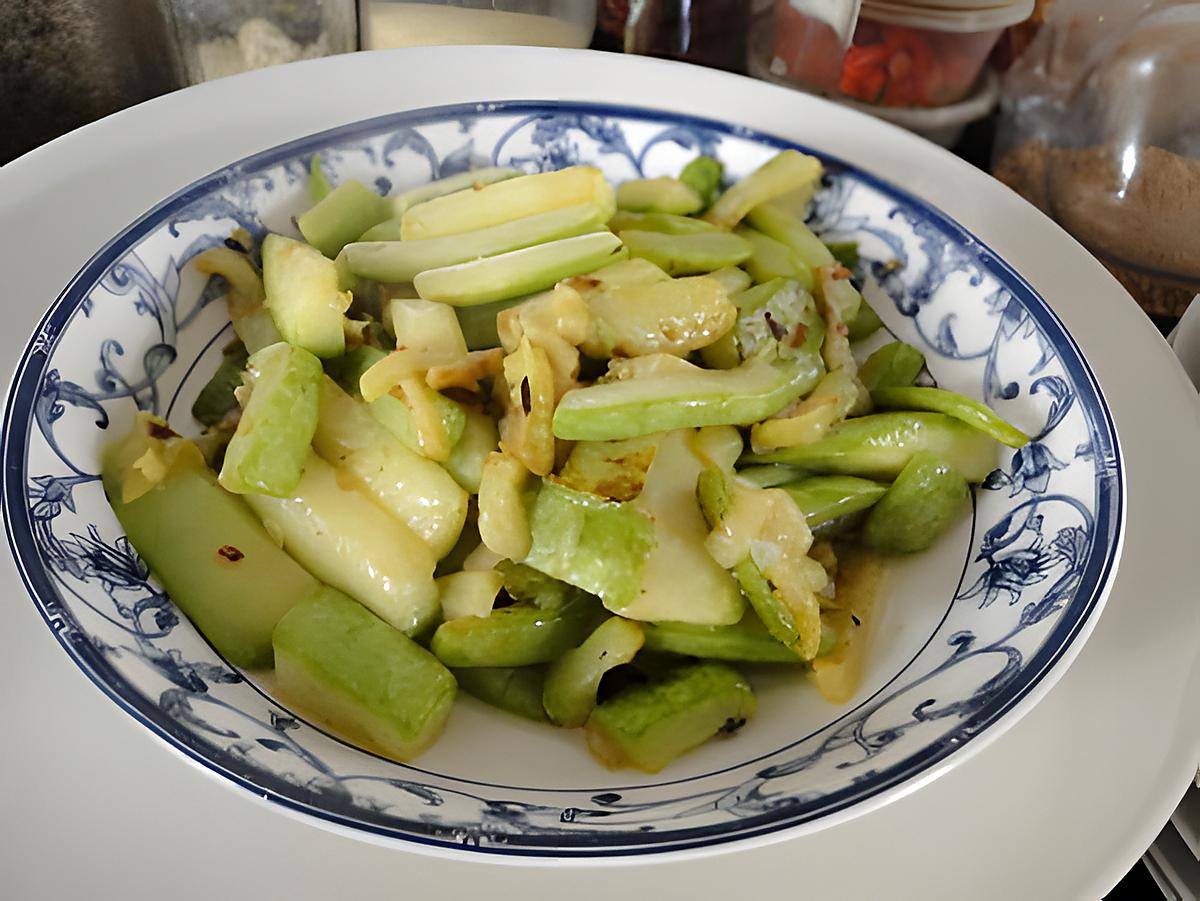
[3, 48, 1199, 900]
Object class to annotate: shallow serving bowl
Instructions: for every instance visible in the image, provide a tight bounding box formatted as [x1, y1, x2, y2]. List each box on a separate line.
[2, 97, 1122, 857]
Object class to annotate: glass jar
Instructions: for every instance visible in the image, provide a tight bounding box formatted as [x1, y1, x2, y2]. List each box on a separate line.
[993, 0, 1200, 318]
[359, 0, 596, 50]
[595, 0, 750, 73]
[167, 0, 358, 83]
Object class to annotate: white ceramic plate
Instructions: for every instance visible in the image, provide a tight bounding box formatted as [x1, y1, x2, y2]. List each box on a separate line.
[1, 47, 1197, 896]
[2, 96, 1122, 855]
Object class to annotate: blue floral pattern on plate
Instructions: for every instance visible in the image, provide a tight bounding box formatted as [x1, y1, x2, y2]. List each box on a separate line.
[1, 101, 1122, 857]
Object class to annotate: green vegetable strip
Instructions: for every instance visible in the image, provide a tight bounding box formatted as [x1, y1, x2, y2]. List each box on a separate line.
[356, 218, 405, 243]
[871, 386, 1031, 448]
[708, 266, 753, 296]
[704, 150, 823, 230]
[585, 662, 757, 772]
[736, 226, 814, 289]
[454, 297, 527, 350]
[298, 179, 391, 258]
[401, 166, 614, 240]
[344, 203, 608, 283]
[193, 247, 282, 354]
[261, 234, 346, 359]
[414, 232, 628, 307]
[616, 177, 704, 215]
[311, 377, 469, 560]
[781, 475, 889, 526]
[453, 667, 549, 721]
[859, 342, 926, 391]
[608, 210, 719, 235]
[543, 617, 645, 727]
[218, 342, 323, 498]
[441, 406, 500, 495]
[695, 467, 809, 655]
[618, 230, 752, 276]
[553, 358, 807, 442]
[744, 411, 1000, 482]
[191, 343, 248, 427]
[430, 594, 604, 668]
[243, 453, 439, 637]
[325, 345, 467, 453]
[307, 154, 332, 203]
[745, 203, 834, 269]
[846, 299, 884, 342]
[389, 166, 520, 219]
[102, 419, 322, 669]
[640, 616, 807, 663]
[734, 464, 810, 488]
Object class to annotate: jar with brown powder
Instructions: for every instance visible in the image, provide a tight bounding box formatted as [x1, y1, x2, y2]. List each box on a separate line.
[992, 0, 1200, 319]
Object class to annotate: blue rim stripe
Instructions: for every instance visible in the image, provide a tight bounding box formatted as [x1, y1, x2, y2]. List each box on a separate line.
[0, 99, 1123, 857]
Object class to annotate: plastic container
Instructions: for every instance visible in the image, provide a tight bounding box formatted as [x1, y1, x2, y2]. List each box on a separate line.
[749, 0, 1034, 107]
[842, 67, 999, 147]
[992, 0, 1200, 318]
[360, 0, 595, 50]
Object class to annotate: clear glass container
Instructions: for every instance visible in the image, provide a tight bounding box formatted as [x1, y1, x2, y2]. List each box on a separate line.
[359, 0, 596, 50]
[993, 0, 1200, 317]
[167, 0, 358, 83]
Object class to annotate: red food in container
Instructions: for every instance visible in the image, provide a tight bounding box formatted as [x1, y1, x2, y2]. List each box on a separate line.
[765, 0, 1034, 108]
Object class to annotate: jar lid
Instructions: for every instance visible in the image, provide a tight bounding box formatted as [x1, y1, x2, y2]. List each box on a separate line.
[860, 0, 1035, 32]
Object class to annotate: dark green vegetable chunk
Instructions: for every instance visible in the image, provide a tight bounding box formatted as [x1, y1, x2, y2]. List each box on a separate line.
[862, 451, 970, 553]
[825, 240, 859, 270]
[585, 662, 756, 772]
[430, 593, 604, 668]
[846, 299, 883, 341]
[273, 588, 457, 761]
[453, 666, 549, 722]
[858, 342, 925, 391]
[871, 385, 1030, 448]
[679, 155, 724, 208]
[191, 342, 248, 426]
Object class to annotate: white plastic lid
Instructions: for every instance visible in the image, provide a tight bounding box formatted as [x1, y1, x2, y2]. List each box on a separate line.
[860, 0, 1035, 32]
